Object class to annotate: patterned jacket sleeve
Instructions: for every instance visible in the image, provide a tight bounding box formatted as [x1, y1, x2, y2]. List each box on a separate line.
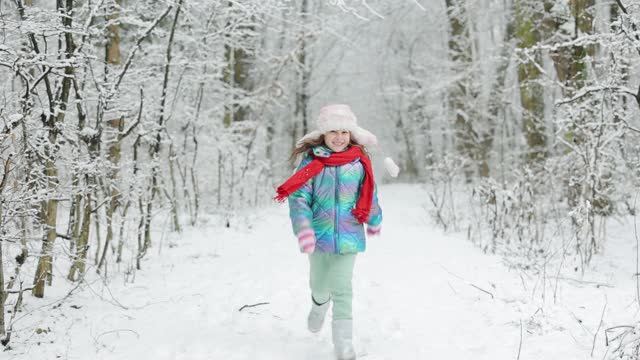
[366, 183, 383, 227]
[288, 153, 314, 237]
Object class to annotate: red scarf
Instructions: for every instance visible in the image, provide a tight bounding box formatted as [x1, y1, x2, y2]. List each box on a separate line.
[275, 146, 374, 224]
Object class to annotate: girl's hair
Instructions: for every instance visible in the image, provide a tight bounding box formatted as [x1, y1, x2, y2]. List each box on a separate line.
[290, 133, 369, 165]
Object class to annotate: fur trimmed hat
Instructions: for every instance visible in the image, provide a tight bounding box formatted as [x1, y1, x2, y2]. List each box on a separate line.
[296, 104, 378, 147]
[297, 104, 400, 178]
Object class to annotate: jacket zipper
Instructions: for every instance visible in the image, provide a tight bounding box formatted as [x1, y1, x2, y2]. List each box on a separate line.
[334, 166, 340, 254]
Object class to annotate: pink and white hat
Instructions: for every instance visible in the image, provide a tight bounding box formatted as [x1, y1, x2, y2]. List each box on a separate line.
[297, 104, 400, 177]
[297, 104, 378, 147]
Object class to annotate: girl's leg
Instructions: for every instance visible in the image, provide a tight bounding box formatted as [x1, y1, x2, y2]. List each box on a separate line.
[309, 253, 331, 304]
[308, 253, 332, 333]
[329, 254, 356, 320]
[330, 254, 357, 360]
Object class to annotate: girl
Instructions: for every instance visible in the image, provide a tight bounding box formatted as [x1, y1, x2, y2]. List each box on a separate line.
[275, 104, 383, 360]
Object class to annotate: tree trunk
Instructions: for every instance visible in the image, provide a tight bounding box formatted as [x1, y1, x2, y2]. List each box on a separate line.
[32, 0, 77, 298]
[444, 0, 483, 179]
[130, 135, 143, 266]
[141, 0, 183, 256]
[223, 44, 252, 126]
[396, 112, 419, 177]
[0, 156, 11, 340]
[100, 0, 123, 273]
[190, 166, 200, 226]
[168, 143, 181, 232]
[550, 0, 595, 96]
[515, 0, 552, 165]
[0, 203, 5, 339]
[66, 174, 82, 255]
[98, 116, 123, 273]
[93, 200, 102, 265]
[223, 2, 254, 127]
[188, 82, 203, 226]
[105, 0, 122, 66]
[295, 0, 311, 136]
[116, 200, 129, 263]
[482, 5, 516, 178]
[116, 89, 144, 264]
[32, 187, 57, 297]
[0, 238, 5, 340]
[68, 183, 92, 281]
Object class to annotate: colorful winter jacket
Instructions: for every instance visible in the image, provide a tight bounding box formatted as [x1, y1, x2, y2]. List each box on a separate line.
[288, 145, 383, 254]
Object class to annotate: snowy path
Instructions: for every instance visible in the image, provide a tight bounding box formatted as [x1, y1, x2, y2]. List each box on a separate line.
[7, 184, 633, 359]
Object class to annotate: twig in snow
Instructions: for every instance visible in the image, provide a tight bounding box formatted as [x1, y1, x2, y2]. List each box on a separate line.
[554, 276, 612, 288]
[411, 0, 426, 11]
[605, 325, 636, 355]
[440, 265, 494, 299]
[516, 319, 523, 360]
[470, 284, 494, 299]
[568, 310, 591, 335]
[591, 298, 607, 357]
[518, 273, 527, 292]
[429, 192, 448, 231]
[82, 273, 129, 310]
[4, 287, 33, 294]
[606, 325, 634, 333]
[94, 328, 140, 348]
[447, 281, 458, 295]
[360, 0, 384, 19]
[238, 302, 269, 312]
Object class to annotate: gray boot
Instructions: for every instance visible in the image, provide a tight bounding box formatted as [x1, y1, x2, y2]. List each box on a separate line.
[332, 320, 356, 360]
[307, 298, 330, 333]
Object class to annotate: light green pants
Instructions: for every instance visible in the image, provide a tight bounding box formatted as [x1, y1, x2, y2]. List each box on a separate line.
[308, 253, 357, 320]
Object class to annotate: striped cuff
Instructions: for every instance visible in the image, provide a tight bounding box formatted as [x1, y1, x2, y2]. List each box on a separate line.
[367, 223, 381, 235]
[297, 228, 316, 253]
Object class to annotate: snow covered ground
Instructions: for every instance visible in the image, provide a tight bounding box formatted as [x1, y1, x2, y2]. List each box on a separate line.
[5, 184, 639, 359]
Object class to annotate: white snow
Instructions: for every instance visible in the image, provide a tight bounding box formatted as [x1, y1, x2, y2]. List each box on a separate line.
[79, 126, 99, 138]
[8, 114, 23, 123]
[4, 184, 637, 359]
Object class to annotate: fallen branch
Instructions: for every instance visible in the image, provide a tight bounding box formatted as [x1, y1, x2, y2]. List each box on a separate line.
[238, 302, 269, 312]
[554, 276, 612, 288]
[591, 299, 607, 356]
[440, 265, 495, 299]
[1, 282, 27, 346]
[516, 319, 523, 360]
[4, 287, 33, 294]
[605, 325, 635, 346]
[469, 284, 494, 299]
[95, 328, 140, 341]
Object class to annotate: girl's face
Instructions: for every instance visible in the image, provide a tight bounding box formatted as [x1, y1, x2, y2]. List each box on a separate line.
[324, 130, 351, 152]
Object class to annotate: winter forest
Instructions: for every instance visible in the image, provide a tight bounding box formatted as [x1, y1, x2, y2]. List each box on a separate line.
[1, 0, 640, 358]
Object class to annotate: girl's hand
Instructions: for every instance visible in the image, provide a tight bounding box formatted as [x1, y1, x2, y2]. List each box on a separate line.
[367, 223, 381, 236]
[297, 228, 316, 253]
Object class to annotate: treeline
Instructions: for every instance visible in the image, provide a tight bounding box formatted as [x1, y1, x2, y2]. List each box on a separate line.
[0, 0, 324, 344]
[379, 0, 640, 271]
